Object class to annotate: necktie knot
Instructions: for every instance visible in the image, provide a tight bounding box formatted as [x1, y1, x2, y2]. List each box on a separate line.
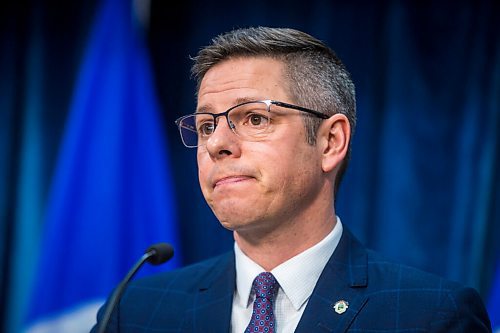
[252, 272, 279, 300]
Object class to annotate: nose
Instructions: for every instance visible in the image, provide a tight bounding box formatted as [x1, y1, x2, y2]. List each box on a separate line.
[204, 116, 241, 159]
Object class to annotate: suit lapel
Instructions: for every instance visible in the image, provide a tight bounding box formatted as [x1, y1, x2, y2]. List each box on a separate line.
[295, 228, 369, 333]
[190, 252, 235, 333]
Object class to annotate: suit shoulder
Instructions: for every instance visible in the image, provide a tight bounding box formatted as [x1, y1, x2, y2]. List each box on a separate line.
[365, 249, 463, 290]
[362, 249, 491, 331]
[130, 251, 234, 291]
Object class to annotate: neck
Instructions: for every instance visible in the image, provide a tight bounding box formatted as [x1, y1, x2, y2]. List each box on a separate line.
[234, 209, 337, 271]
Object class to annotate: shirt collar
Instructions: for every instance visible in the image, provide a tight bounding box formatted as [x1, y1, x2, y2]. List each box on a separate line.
[234, 217, 343, 310]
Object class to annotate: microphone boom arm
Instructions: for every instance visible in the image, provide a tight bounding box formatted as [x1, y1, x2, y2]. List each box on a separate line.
[96, 244, 173, 333]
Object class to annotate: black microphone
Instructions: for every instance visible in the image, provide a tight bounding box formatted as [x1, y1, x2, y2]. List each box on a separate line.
[96, 243, 174, 333]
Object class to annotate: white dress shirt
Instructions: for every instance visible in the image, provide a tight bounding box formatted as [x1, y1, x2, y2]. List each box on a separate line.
[231, 217, 343, 333]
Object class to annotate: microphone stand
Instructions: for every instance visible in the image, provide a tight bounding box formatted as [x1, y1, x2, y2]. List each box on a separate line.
[95, 243, 173, 332]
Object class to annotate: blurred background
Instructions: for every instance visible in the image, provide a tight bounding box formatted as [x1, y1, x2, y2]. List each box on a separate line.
[0, 0, 499, 332]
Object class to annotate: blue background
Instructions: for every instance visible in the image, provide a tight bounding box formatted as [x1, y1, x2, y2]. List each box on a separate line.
[0, 0, 498, 331]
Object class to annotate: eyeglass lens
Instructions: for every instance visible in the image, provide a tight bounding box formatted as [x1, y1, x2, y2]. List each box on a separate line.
[178, 101, 271, 147]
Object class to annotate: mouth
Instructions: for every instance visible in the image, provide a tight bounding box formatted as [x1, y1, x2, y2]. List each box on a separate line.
[213, 175, 254, 189]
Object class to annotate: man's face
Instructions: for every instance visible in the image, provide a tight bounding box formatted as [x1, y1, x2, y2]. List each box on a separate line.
[196, 57, 325, 236]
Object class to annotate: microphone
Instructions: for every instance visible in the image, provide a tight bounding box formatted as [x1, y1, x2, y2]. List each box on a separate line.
[96, 243, 174, 333]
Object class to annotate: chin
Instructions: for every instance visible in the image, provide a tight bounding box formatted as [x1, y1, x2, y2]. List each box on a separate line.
[216, 214, 249, 230]
[209, 196, 269, 229]
[215, 210, 262, 232]
[218, 220, 237, 231]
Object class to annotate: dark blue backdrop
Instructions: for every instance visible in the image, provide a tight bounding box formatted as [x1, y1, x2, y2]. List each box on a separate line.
[0, 0, 498, 332]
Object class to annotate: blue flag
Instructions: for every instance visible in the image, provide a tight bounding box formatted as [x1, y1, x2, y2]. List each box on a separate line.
[24, 0, 180, 331]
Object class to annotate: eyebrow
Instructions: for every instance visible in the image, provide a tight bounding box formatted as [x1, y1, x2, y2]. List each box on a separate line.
[196, 96, 264, 114]
[235, 96, 260, 105]
[196, 104, 214, 114]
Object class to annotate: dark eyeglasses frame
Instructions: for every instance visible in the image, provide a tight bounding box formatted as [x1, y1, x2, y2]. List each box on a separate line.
[174, 99, 330, 148]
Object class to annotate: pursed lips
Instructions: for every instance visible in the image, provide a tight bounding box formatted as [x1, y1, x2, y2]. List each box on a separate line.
[213, 175, 254, 188]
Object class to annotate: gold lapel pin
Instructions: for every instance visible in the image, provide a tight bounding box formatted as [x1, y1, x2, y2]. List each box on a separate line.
[333, 300, 349, 314]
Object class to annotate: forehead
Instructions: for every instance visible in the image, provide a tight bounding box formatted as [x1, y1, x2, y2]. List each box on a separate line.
[197, 57, 290, 108]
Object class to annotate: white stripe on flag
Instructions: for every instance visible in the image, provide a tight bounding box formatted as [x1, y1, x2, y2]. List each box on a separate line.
[25, 300, 104, 333]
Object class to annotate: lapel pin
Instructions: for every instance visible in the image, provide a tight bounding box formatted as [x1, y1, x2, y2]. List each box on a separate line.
[333, 300, 349, 314]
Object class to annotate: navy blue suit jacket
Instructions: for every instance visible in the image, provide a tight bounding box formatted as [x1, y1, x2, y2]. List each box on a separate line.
[93, 228, 491, 332]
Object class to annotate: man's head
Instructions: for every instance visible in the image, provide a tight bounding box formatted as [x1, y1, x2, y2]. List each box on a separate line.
[191, 27, 356, 196]
[185, 27, 354, 238]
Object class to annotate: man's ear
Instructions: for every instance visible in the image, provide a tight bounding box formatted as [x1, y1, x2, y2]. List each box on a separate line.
[317, 114, 350, 173]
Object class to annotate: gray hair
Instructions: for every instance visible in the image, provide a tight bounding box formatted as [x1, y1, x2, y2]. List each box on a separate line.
[191, 26, 356, 197]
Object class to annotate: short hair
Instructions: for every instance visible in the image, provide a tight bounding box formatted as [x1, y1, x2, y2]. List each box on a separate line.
[191, 26, 356, 197]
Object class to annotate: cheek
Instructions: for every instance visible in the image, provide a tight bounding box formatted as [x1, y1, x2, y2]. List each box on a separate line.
[274, 147, 320, 190]
[197, 152, 212, 195]
[197, 148, 210, 173]
[262, 153, 306, 193]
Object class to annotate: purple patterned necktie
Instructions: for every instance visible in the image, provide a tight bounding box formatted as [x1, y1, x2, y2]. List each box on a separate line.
[245, 272, 280, 333]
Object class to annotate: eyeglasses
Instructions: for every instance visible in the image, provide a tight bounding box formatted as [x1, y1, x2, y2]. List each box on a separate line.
[174, 99, 329, 148]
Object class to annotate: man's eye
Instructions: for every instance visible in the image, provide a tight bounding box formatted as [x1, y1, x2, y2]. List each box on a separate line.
[198, 122, 215, 135]
[247, 114, 268, 127]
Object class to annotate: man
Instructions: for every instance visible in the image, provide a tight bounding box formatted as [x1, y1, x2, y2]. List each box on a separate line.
[93, 27, 491, 332]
